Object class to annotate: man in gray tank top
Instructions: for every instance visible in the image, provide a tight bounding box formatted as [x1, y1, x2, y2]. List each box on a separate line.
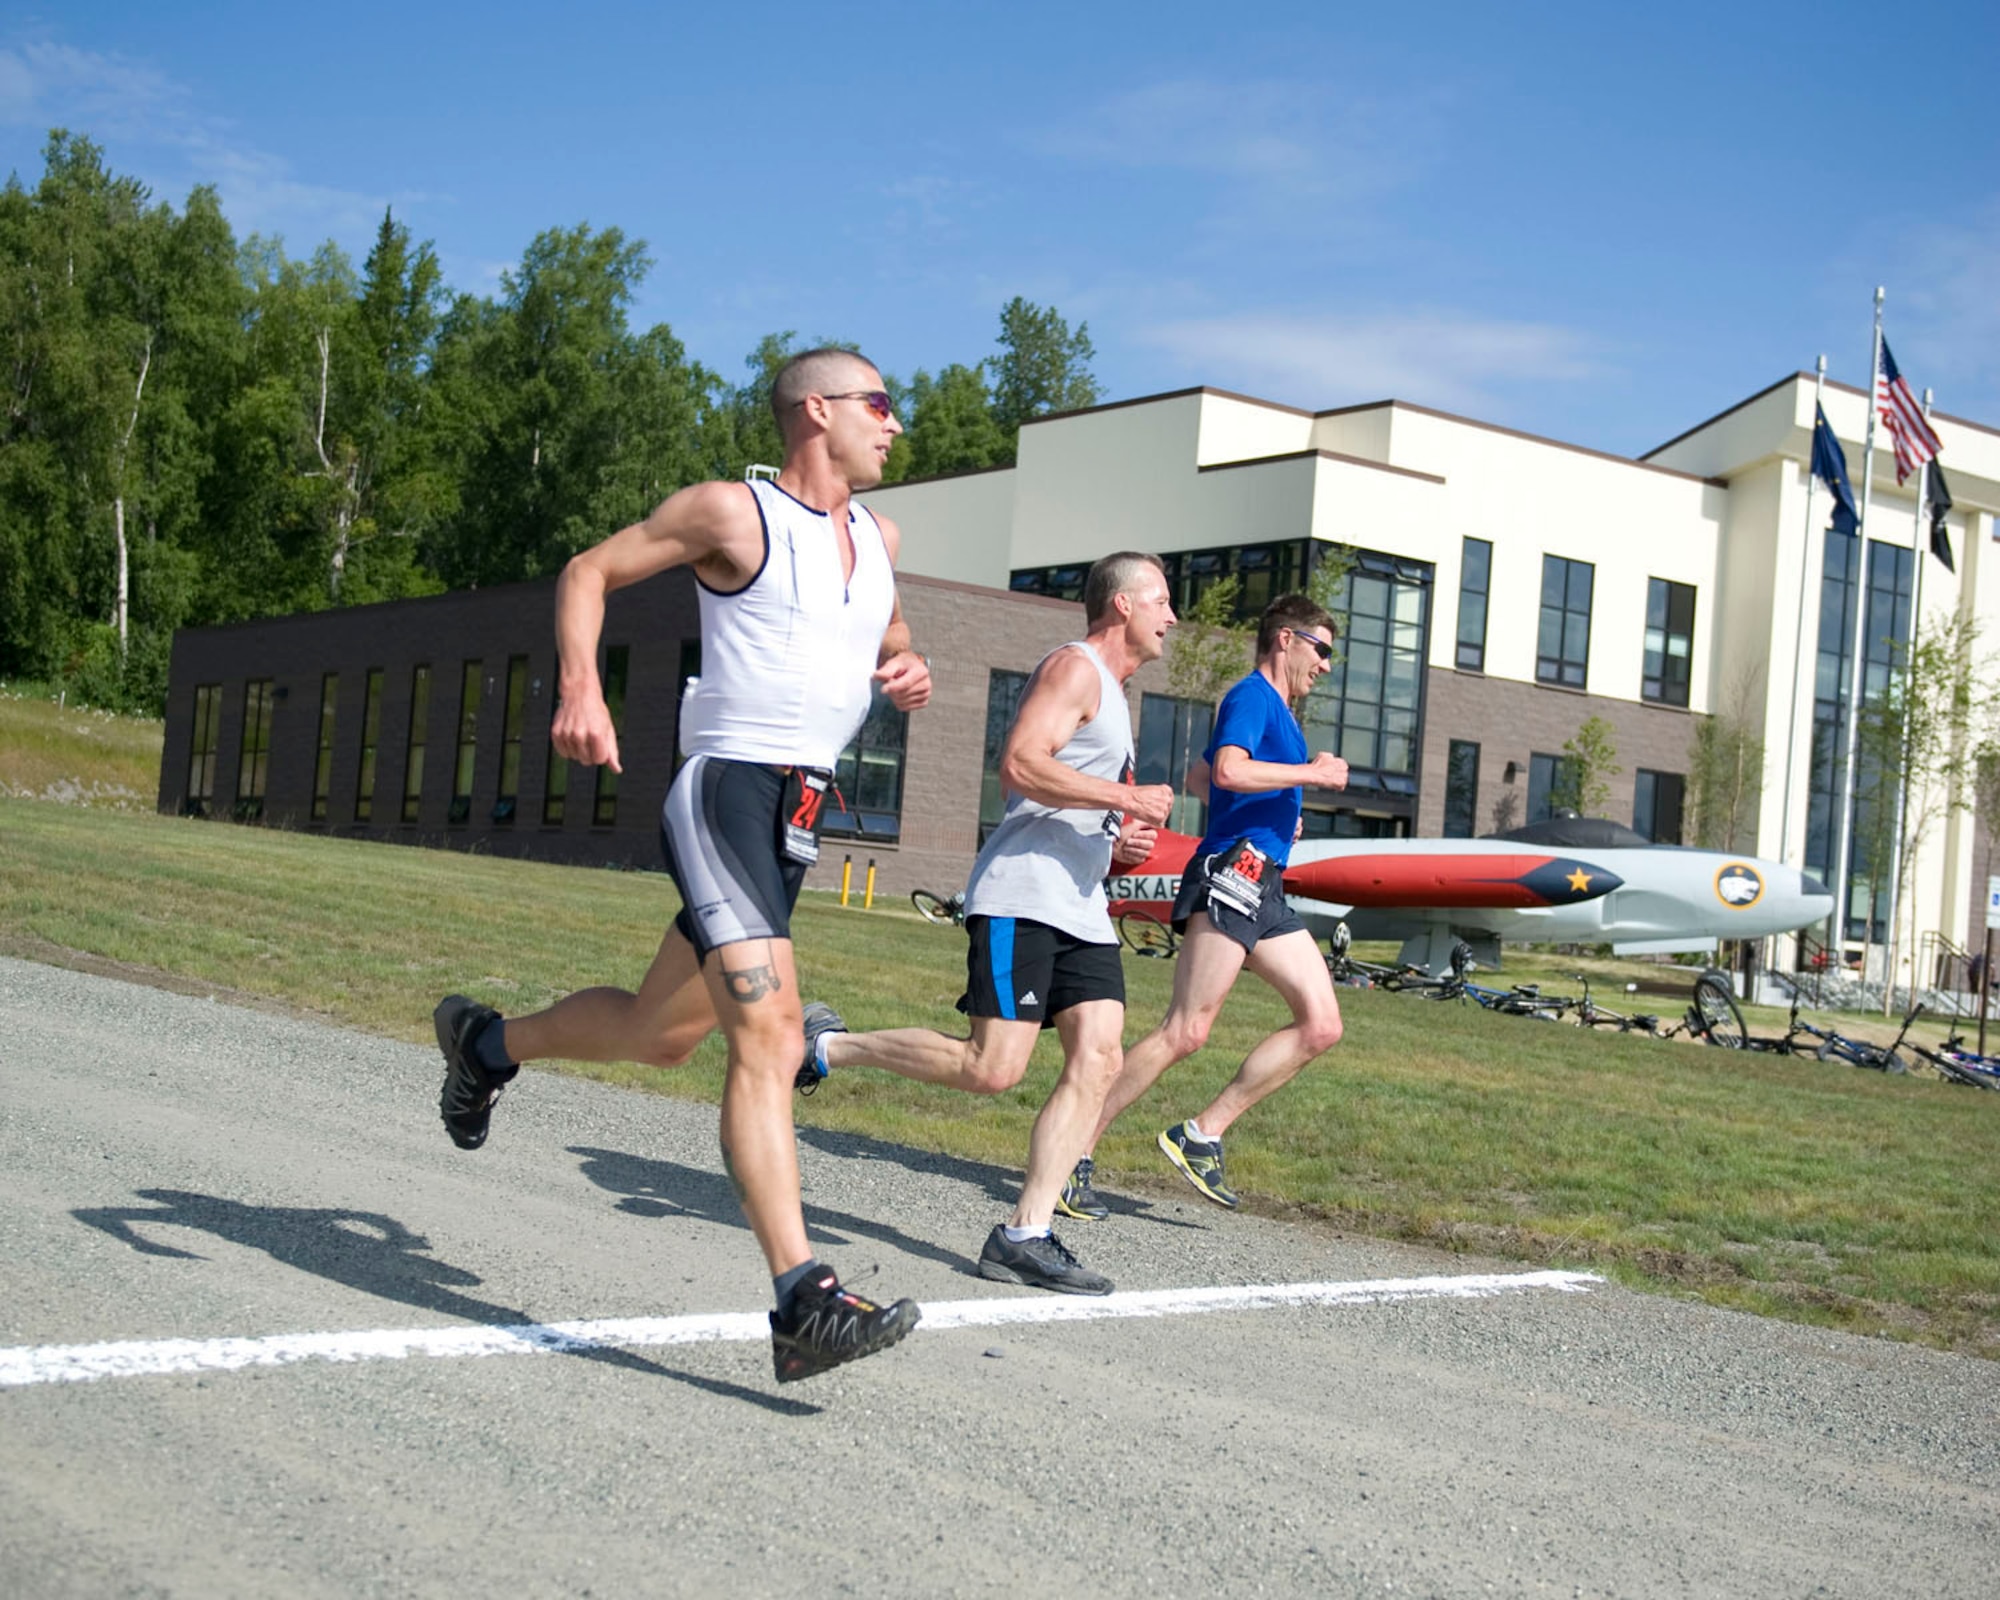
[798, 552, 1177, 1293]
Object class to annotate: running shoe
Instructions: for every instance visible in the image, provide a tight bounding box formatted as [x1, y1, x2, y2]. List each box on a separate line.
[796, 1001, 845, 1095]
[1054, 1156, 1111, 1221]
[434, 995, 516, 1151]
[768, 1267, 921, 1383]
[976, 1225, 1113, 1295]
[1158, 1122, 1239, 1209]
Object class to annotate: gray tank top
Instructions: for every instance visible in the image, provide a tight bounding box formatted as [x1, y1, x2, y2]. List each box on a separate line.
[964, 642, 1133, 944]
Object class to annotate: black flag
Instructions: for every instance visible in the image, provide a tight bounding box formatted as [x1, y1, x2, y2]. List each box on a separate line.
[1927, 460, 1955, 573]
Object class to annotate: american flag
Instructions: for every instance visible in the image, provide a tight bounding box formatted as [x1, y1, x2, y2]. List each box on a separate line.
[1875, 338, 1942, 485]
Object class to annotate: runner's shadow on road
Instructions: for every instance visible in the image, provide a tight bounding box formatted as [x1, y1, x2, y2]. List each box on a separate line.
[795, 1125, 1186, 1228]
[72, 1189, 817, 1417]
[570, 1145, 974, 1272]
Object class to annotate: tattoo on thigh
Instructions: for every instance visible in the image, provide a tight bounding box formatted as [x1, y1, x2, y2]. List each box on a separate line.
[722, 963, 782, 1004]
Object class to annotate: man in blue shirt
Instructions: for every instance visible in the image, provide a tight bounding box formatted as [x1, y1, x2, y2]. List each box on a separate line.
[1063, 594, 1349, 1214]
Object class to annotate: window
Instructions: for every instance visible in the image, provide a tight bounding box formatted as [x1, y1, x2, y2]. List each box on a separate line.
[593, 645, 631, 826]
[1442, 740, 1480, 838]
[449, 660, 481, 824]
[1633, 769, 1685, 843]
[1009, 540, 1310, 622]
[184, 683, 221, 815]
[1807, 534, 1913, 940]
[1138, 692, 1214, 836]
[1643, 579, 1695, 706]
[402, 664, 430, 824]
[979, 669, 1030, 838]
[355, 668, 383, 822]
[1537, 556, 1593, 688]
[1527, 751, 1578, 822]
[669, 638, 701, 776]
[310, 674, 338, 822]
[494, 655, 528, 823]
[234, 680, 274, 820]
[1304, 551, 1431, 801]
[825, 686, 908, 840]
[1455, 538, 1491, 671]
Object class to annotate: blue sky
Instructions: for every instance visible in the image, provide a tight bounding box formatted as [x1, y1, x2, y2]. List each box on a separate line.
[4, 1, 1994, 457]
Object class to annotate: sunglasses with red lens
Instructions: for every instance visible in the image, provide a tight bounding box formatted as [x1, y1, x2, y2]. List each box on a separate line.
[797, 389, 894, 419]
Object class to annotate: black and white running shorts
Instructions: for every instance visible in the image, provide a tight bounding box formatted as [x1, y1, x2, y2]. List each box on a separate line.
[661, 755, 808, 961]
[1171, 848, 1306, 953]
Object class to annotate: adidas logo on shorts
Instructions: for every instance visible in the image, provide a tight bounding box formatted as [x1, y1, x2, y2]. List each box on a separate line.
[1019, 990, 1038, 1006]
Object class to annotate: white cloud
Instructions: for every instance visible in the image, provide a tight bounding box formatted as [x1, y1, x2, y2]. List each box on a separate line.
[1026, 76, 1432, 202]
[1138, 309, 1608, 414]
[0, 34, 431, 254]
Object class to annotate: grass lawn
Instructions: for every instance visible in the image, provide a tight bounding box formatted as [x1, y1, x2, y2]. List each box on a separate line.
[2, 791, 1995, 1358]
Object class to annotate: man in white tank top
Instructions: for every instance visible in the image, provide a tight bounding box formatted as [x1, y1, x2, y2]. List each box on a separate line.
[429, 349, 934, 1385]
[798, 553, 1177, 1294]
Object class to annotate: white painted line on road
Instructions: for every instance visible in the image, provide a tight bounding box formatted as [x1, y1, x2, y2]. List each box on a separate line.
[0, 1269, 1600, 1390]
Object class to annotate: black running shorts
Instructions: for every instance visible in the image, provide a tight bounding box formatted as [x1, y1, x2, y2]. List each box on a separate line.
[961, 915, 1124, 1026]
[1171, 847, 1306, 953]
[660, 755, 807, 961]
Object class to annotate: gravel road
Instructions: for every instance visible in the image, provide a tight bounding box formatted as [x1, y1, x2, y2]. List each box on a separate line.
[2, 955, 1995, 1598]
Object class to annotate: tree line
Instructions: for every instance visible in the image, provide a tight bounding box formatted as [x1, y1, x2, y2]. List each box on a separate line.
[1, 131, 1102, 713]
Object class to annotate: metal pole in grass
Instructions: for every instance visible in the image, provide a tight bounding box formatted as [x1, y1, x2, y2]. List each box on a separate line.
[840, 853, 853, 907]
[864, 858, 877, 909]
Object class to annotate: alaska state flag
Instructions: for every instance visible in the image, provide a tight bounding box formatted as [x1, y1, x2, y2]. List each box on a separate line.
[1810, 404, 1859, 536]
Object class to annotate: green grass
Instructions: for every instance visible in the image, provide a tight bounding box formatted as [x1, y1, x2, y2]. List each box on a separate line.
[0, 681, 164, 809]
[2, 793, 1996, 1359]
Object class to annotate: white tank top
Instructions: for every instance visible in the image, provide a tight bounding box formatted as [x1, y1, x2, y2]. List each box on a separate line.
[964, 642, 1133, 944]
[678, 479, 896, 769]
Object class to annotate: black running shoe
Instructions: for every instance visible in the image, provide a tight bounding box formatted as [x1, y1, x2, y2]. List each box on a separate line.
[1054, 1156, 1111, 1221]
[434, 995, 516, 1151]
[768, 1267, 921, 1383]
[976, 1225, 1113, 1295]
[1158, 1122, 1239, 1209]
[795, 1000, 844, 1095]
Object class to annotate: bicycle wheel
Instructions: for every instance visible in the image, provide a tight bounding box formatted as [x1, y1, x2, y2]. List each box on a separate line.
[1689, 974, 1746, 1049]
[910, 888, 960, 926]
[1118, 909, 1179, 958]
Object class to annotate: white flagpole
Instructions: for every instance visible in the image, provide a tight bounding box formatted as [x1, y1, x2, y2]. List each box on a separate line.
[1881, 388, 1938, 1012]
[1778, 356, 1828, 871]
[1831, 287, 1884, 961]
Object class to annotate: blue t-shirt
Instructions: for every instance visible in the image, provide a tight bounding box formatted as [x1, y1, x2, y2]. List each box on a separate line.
[1200, 671, 1307, 864]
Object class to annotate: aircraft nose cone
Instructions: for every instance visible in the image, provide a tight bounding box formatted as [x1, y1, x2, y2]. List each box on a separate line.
[1799, 871, 1830, 899]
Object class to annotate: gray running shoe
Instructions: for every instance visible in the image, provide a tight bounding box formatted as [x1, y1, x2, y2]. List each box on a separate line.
[1158, 1122, 1239, 1209]
[976, 1225, 1113, 1295]
[434, 995, 516, 1151]
[1054, 1156, 1111, 1221]
[796, 1001, 845, 1095]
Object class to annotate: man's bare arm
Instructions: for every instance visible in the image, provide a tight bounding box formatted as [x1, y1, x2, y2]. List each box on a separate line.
[869, 512, 931, 709]
[1210, 746, 1349, 794]
[1000, 652, 1174, 827]
[552, 481, 761, 770]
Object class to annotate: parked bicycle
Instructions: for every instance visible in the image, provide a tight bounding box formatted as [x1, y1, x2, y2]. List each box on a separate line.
[1680, 971, 1747, 1049]
[1117, 908, 1180, 958]
[1460, 977, 1574, 1021]
[909, 887, 967, 927]
[1907, 1033, 2000, 1092]
[1570, 974, 1663, 1035]
[1788, 1003, 1922, 1074]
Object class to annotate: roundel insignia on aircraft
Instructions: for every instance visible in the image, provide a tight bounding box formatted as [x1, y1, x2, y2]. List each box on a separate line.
[1716, 862, 1764, 909]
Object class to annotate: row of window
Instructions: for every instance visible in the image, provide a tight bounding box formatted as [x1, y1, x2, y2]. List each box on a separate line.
[1440, 737, 1686, 842]
[1454, 539, 1694, 706]
[186, 653, 633, 829]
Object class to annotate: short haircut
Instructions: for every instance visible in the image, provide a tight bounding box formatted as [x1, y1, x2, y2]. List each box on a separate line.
[1083, 551, 1167, 627]
[771, 347, 879, 434]
[1256, 593, 1338, 654]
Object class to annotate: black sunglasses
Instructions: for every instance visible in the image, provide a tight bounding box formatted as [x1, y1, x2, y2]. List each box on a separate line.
[1290, 629, 1334, 661]
[794, 389, 894, 419]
